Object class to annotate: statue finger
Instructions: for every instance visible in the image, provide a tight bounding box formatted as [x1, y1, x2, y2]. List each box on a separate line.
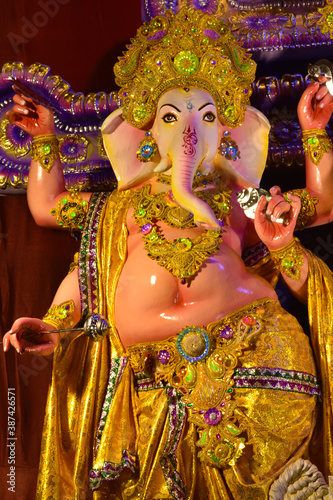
[254, 195, 268, 223]
[270, 201, 291, 222]
[24, 341, 55, 356]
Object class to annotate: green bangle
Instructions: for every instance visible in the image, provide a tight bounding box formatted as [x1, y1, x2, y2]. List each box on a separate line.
[31, 133, 59, 173]
[270, 238, 305, 280]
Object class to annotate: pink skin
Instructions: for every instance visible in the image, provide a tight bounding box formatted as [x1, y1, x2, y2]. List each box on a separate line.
[6, 87, 55, 136]
[2, 318, 59, 356]
[297, 79, 333, 224]
[255, 186, 301, 249]
[152, 88, 221, 229]
[298, 79, 333, 130]
[3, 266, 81, 355]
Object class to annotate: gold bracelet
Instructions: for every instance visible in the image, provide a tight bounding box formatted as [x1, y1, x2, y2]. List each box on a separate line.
[283, 189, 318, 230]
[270, 238, 305, 280]
[31, 134, 59, 173]
[302, 129, 332, 165]
[42, 300, 75, 330]
[50, 189, 88, 231]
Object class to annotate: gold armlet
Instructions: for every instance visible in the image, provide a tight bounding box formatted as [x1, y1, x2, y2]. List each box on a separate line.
[301, 129, 332, 166]
[68, 252, 79, 274]
[31, 134, 59, 173]
[42, 300, 75, 330]
[269, 238, 305, 280]
[50, 189, 88, 231]
[283, 189, 318, 230]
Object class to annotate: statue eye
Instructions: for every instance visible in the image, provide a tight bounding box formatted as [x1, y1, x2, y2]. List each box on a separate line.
[162, 112, 177, 123]
[203, 111, 216, 122]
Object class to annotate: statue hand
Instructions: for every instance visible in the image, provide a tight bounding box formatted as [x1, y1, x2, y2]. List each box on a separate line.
[298, 80, 333, 130]
[254, 186, 301, 250]
[2, 317, 60, 356]
[6, 87, 55, 136]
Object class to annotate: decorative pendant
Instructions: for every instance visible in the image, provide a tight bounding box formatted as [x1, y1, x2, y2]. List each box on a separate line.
[219, 131, 240, 161]
[136, 131, 158, 163]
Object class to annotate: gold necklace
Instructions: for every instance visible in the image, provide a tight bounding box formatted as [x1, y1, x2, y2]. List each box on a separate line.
[131, 179, 232, 284]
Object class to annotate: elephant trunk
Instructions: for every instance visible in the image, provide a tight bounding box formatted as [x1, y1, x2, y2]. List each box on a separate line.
[171, 126, 220, 230]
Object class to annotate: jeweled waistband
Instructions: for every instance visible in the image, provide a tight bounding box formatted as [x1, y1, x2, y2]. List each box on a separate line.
[126, 297, 319, 397]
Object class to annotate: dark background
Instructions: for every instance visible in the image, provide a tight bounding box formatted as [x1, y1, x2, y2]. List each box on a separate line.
[0, 2, 332, 499]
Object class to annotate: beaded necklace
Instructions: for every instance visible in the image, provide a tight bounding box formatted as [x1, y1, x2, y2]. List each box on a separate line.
[131, 173, 232, 284]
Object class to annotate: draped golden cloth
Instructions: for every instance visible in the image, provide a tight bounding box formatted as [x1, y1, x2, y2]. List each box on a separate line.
[36, 190, 333, 500]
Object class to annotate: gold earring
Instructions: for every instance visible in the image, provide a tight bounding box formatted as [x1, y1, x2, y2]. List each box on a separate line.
[136, 131, 158, 163]
[219, 131, 240, 161]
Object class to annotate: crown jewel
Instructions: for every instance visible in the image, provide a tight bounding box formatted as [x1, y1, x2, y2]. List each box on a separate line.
[114, 8, 256, 129]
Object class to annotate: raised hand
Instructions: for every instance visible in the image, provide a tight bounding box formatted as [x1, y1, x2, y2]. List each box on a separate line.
[2, 317, 60, 356]
[6, 85, 55, 136]
[298, 79, 333, 131]
[254, 186, 301, 250]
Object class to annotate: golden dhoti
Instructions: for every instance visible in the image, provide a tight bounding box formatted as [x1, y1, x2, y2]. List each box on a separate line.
[89, 298, 319, 500]
[36, 191, 333, 500]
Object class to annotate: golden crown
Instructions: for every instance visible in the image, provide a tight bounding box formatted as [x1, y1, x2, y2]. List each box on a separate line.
[114, 8, 256, 129]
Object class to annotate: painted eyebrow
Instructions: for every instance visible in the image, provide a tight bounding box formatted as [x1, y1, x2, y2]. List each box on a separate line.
[198, 102, 215, 111]
[160, 104, 181, 112]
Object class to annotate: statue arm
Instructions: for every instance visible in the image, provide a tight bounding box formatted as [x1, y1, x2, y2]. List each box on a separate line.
[6, 91, 91, 227]
[254, 189, 309, 303]
[297, 80, 333, 226]
[2, 268, 82, 355]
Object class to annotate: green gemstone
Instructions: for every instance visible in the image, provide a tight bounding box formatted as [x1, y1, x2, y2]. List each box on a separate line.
[225, 106, 235, 117]
[199, 430, 207, 444]
[309, 137, 319, 146]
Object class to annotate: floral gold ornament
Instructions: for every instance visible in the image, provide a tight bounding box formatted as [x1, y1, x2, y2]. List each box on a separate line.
[136, 131, 158, 162]
[131, 179, 232, 283]
[58, 134, 89, 164]
[219, 131, 240, 161]
[301, 129, 332, 165]
[270, 238, 305, 280]
[229, 10, 295, 43]
[114, 8, 256, 129]
[317, 0, 333, 38]
[31, 134, 59, 173]
[42, 300, 75, 330]
[50, 189, 88, 230]
[283, 189, 318, 230]
[0, 118, 31, 158]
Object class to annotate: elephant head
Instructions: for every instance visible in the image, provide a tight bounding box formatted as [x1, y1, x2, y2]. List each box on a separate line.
[150, 87, 222, 229]
[102, 87, 270, 230]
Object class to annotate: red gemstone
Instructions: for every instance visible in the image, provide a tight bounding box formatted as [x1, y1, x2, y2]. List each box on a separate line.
[242, 315, 256, 326]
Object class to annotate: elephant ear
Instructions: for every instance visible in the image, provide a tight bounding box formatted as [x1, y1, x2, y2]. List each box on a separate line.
[215, 106, 270, 188]
[101, 108, 160, 190]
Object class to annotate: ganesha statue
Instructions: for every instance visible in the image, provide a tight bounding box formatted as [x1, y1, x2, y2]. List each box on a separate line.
[3, 7, 333, 500]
